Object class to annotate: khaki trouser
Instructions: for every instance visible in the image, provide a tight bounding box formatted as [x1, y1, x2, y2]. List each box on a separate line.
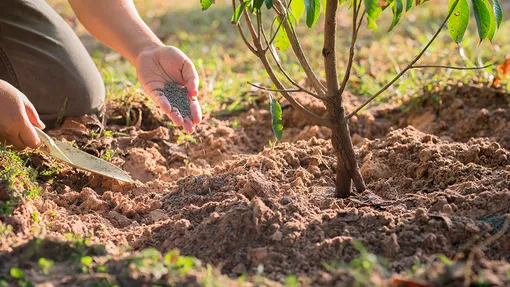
[0, 0, 105, 127]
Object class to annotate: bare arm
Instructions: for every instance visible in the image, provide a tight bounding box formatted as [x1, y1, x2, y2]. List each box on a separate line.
[68, 0, 160, 64]
[68, 0, 202, 132]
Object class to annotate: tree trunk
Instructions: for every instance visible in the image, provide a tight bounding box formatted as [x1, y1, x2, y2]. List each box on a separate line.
[323, 0, 365, 198]
[326, 100, 365, 198]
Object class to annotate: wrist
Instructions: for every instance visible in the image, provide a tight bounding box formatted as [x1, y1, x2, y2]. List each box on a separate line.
[130, 39, 164, 65]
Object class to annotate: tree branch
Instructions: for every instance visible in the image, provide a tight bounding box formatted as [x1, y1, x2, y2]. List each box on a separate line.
[355, 9, 366, 36]
[232, 0, 257, 54]
[241, 6, 331, 127]
[257, 12, 325, 100]
[273, 0, 327, 96]
[346, 0, 461, 119]
[411, 64, 493, 70]
[338, 0, 361, 97]
[248, 82, 301, 93]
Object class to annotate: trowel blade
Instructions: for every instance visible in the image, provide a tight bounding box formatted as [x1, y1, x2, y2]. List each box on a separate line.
[35, 128, 134, 183]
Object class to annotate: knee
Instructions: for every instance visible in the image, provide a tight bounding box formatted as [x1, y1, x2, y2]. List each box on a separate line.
[64, 68, 105, 118]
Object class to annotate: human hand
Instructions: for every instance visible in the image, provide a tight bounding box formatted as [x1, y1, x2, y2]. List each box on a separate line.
[134, 44, 202, 133]
[0, 80, 45, 149]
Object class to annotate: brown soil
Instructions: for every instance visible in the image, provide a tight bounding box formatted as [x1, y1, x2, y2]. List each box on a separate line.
[0, 84, 509, 286]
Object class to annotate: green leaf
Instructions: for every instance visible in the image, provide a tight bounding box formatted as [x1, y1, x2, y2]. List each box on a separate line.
[253, 0, 265, 10]
[269, 94, 283, 141]
[436, 254, 453, 266]
[273, 17, 291, 51]
[10, 268, 24, 279]
[265, 0, 274, 9]
[493, 0, 503, 28]
[200, 0, 213, 11]
[448, 0, 469, 43]
[305, 0, 321, 28]
[232, 0, 252, 24]
[406, 0, 413, 11]
[291, 0, 305, 22]
[471, 0, 496, 41]
[389, 0, 403, 31]
[364, 0, 383, 30]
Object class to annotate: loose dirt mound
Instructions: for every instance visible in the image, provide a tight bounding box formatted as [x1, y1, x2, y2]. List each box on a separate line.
[1, 85, 509, 286]
[135, 127, 509, 283]
[399, 83, 510, 149]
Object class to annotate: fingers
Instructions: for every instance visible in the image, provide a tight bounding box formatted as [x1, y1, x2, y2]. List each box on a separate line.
[23, 96, 45, 129]
[182, 57, 199, 99]
[6, 134, 26, 150]
[150, 90, 184, 126]
[182, 117, 194, 134]
[19, 124, 41, 149]
[190, 98, 202, 125]
[181, 58, 202, 125]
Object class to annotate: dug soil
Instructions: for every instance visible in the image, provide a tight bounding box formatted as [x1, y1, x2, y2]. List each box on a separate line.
[0, 83, 509, 286]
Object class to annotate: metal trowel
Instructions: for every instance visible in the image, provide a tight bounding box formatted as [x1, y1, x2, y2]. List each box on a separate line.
[35, 127, 134, 183]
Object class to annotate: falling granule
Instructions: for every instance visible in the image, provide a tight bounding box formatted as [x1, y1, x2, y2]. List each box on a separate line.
[159, 82, 192, 120]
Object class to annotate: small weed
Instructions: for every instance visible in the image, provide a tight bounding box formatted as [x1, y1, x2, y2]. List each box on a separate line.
[323, 241, 390, 287]
[201, 264, 222, 287]
[80, 256, 94, 273]
[96, 265, 107, 273]
[31, 211, 41, 223]
[9, 268, 24, 279]
[40, 166, 61, 177]
[9, 268, 33, 287]
[177, 134, 197, 145]
[407, 259, 427, 276]
[0, 223, 13, 236]
[284, 275, 299, 287]
[38, 258, 54, 274]
[102, 130, 114, 138]
[237, 274, 247, 284]
[101, 149, 115, 161]
[0, 201, 14, 215]
[94, 278, 119, 287]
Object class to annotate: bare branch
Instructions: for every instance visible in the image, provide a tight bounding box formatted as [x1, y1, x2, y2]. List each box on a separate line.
[411, 64, 493, 70]
[273, 0, 327, 96]
[346, 0, 462, 119]
[242, 5, 331, 127]
[356, 9, 366, 36]
[232, 0, 257, 53]
[241, 1, 260, 43]
[338, 0, 361, 97]
[258, 13, 325, 100]
[237, 25, 257, 54]
[248, 82, 301, 93]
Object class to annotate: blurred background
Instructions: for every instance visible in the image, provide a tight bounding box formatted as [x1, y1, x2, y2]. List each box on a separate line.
[46, 0, 510, 115]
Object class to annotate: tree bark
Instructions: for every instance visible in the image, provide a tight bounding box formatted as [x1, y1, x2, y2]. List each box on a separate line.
[326, 99, 365, 198]
[323, 0, 365, 197]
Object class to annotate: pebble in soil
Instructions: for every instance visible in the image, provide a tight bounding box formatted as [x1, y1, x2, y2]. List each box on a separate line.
[159, 82, 192, 120]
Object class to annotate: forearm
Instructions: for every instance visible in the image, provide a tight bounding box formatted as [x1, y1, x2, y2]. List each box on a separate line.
[68, 0, 162, 64]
